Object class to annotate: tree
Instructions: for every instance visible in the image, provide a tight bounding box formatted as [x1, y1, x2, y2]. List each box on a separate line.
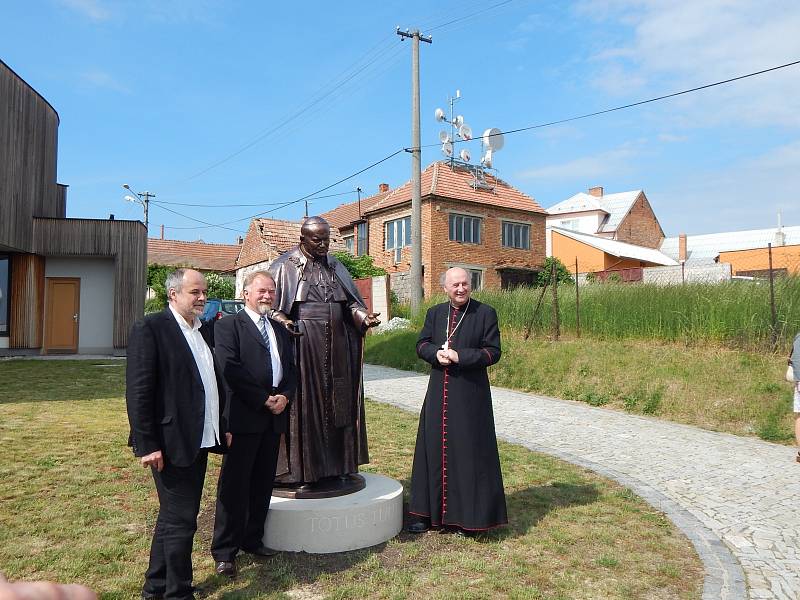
[536, 257, 574, 287]
[332, 251, 387, 279]
[205, 272, 235, 299]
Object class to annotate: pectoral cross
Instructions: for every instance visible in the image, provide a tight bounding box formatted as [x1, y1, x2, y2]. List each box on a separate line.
[441, 340, 449, 352]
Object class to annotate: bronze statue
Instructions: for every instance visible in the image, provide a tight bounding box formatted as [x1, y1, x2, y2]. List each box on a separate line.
[268, 216, 380, 496]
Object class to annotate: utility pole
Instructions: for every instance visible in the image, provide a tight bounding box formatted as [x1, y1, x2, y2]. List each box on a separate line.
[397, 27, 432, 312]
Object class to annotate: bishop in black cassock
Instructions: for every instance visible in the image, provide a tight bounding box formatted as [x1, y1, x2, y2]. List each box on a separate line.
[408, 267, 507, 534]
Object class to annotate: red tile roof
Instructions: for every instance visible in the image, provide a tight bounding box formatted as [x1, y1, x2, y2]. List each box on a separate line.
[235, 217, 346, 269]
[148, 238, 241, 272]
[364, 161, 547, 215]
[321, 192, 388, 231]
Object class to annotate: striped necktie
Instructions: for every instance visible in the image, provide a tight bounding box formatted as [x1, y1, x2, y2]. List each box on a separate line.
[258, 316, 271, 350]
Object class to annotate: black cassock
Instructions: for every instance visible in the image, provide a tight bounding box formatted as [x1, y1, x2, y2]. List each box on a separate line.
[409, 298, 508, 531]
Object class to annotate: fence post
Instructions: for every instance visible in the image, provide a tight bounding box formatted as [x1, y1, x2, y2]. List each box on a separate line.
[551, 259, 560, 341]
[575, 257, 580, 338]
[768, 242, 778, 350]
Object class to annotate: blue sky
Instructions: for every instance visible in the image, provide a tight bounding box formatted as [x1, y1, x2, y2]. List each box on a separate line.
[3, 0, 800, 244]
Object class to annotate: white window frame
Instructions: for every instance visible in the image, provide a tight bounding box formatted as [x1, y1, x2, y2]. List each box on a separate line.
[343, 234, 355, 255]
[385, 216, 411, 263]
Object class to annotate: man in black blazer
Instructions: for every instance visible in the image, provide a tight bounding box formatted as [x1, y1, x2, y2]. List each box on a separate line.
[126, 268, 229, 600]
[211, 270, 296, 578]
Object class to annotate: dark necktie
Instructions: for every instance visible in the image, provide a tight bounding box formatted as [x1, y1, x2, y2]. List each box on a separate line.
[258, 315, 271, 350]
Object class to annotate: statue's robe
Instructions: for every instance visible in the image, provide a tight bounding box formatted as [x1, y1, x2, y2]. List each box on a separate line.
[269, 248, 369, 484]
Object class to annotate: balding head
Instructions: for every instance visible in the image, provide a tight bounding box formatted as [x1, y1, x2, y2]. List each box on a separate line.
[442, 267, 471, 307]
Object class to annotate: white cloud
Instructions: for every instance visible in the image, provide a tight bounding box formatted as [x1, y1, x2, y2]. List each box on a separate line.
[575, 0, 800, 127]
[80, 69, 130, 94]
[58, 0, 112, 21]
[516, 142, 641, 181]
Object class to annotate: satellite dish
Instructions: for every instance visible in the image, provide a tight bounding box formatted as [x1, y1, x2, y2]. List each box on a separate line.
[454, 115, 464, 127]
[442, 141, 453, 157]
[435, 108, 446, 122]
[481, 149, 493, 168]
[458, 124, 472, 141]
[482, 128, 505, 151]
[439, 130, 451, 143]
[459, 148, 471, 162]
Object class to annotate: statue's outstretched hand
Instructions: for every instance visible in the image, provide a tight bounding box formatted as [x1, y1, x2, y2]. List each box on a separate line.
[365, 312, 381, 328]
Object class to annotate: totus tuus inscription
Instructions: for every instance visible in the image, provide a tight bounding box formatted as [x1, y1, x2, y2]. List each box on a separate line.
[309, 504, 395, 533]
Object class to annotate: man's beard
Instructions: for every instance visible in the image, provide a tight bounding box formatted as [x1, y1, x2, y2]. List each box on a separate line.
[256, 303, 271, 315]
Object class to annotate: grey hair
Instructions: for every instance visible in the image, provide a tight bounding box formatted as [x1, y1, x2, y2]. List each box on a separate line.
[243, 270, 275, 291]
[165, 268, 189, 294]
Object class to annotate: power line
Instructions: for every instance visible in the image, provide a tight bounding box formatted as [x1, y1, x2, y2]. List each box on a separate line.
[426, 0, 519, 32]
[153, 188, 359, 208]
[157, 149, 405, 232]
[422, 58, 800, 149]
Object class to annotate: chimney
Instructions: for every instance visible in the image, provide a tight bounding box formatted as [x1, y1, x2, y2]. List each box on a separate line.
[775, 210, 786, 247]
[109, 214, 114, 220]
[588, 186, 603, 197]
[379, 183, 389, 193]
[160, 224, 165, 240]
[237, 236, 244, 245]
[678, 233, 687, 262]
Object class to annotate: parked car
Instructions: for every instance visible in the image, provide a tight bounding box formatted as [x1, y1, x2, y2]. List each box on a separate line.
[200, 299, 244, 325]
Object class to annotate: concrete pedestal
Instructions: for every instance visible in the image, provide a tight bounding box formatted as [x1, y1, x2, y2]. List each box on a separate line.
[263, 473, 403, 554]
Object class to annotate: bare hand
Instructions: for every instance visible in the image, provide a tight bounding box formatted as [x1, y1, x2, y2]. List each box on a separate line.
[225, 432, 233, 448]
[436, 349, 451, 366]
[265, 394, 288, 415]
[446, 349, 459, 363]
[0, 574, 97, 600]
[140, 450, 164, 472]
[365, 312, 381, 328]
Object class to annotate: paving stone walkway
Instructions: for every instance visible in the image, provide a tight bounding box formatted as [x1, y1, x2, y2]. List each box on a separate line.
[363, 364, 800, 600]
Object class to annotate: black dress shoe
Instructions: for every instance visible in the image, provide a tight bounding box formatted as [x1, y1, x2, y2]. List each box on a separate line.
[141, 592, 163, 600]
[215, 560, 236, 578]
[241, 544, 278, 557]
[406, 520, 430, 533]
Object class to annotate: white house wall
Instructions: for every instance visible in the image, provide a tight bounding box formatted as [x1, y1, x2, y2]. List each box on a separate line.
[45, 257, 115, 353]
[546, 213, 604, 256]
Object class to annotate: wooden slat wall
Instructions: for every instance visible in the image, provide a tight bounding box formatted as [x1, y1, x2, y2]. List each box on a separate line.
[0, 61, 63, 253]
[33, 218, 147, 348]
[9, 254, 45, 348]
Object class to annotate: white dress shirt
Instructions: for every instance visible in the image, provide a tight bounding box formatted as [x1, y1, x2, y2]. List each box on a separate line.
[169, 305, 220, 448]
[243, 306, 283, 388]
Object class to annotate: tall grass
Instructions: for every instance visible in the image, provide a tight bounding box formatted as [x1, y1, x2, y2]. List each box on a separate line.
[431, 275, 800, 352]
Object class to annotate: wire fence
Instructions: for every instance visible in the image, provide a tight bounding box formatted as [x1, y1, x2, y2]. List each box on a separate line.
[473, 244, 800, 353]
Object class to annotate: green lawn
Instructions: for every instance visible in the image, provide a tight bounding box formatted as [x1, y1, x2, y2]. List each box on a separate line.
[0, 360, 703, 599]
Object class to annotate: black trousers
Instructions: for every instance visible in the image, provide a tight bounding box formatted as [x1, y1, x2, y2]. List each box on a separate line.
[211, 431, 281, 561]
[144, 451, 208, 600]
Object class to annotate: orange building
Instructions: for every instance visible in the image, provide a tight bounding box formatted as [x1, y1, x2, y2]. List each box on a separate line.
[717, 244, 800, 277]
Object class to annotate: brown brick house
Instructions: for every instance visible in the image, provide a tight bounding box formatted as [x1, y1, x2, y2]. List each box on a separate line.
[546, 186, 665, 253]
[324, 161, 548, 299]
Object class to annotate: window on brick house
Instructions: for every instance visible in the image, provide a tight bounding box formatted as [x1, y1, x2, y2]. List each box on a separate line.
[385, 216, 411, 263]
[449, 213, 482, 244]
[343, 235, 355, 254]
[468, 269, 483, 291]
[502, 221, 530, 250]
[356, 222, 368, 256]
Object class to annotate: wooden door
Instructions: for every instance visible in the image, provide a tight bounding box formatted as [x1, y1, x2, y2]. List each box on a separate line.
[355, 278, 373, 314]
[44, 278, 80, 354]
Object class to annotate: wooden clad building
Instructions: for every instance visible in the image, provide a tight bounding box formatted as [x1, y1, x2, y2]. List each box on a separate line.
[0, 59, 146, 355]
